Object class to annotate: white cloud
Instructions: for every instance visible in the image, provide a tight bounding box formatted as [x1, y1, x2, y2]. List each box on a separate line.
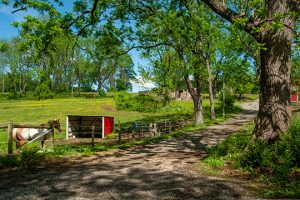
[131, 76, 156, 92]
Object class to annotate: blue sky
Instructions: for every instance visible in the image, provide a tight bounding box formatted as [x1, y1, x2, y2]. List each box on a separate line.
[0, 1, 154, 92]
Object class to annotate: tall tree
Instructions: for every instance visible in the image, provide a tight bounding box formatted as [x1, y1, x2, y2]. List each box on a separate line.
[200, 0, 300, 140]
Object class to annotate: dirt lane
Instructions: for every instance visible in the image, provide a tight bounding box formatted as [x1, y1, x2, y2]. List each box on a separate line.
[0, 101, 259, 200]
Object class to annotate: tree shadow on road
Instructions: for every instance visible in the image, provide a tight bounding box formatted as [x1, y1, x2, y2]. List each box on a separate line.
[0, 159, 244, 200]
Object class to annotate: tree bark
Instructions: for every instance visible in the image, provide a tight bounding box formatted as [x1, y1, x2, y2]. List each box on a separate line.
[184, 75, 204, 125]
[206, 60, 216, 120]
[201, 0, 300, 141]
[252, 1, 298, 140]
[75, 67, 81, 97]
[193, 94, 204, 125]
[253, 37, 292, 140]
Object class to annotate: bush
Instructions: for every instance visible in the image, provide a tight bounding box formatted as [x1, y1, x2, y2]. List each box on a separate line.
[6, 92, 20, 100]
[35, 83, 54, 100]
[238, 119, 300, 182]
[114, 91, 168, 113]
[98, 91, 107, 97]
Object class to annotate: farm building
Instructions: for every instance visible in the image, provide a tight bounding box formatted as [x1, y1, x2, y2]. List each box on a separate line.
[170, 90, 192, 100]
[66, 115, 114, 140]
[290, 84, 299, 103]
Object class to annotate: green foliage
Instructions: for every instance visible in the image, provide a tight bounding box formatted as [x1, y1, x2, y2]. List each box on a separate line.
[238, 119, 300, 182]
[206, 127, 251, 161]
[204, 119, 300, 198]
[7, 91, 20, 100]
[203, 157, 224, 168]
[35, 82, 54, 100]
[98, 90, 107, 97]
[114, 91, 168, 113]
[218, 87, 235, 108]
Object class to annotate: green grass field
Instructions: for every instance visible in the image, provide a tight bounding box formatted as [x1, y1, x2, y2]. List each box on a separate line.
[0, 96, 244, 156]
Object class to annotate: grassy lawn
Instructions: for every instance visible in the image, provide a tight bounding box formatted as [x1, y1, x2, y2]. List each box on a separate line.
[0, 96, 242, 157]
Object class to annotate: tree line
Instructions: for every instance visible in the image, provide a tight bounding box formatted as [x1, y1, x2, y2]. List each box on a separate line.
[0, 24, 136, 99]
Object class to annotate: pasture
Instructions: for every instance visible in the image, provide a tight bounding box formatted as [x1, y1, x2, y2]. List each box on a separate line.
[0, 96, 243, 156]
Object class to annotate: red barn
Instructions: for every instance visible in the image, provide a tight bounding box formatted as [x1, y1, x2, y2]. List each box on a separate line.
[66, 115, 114, 140]
[290, 84, 299, 103]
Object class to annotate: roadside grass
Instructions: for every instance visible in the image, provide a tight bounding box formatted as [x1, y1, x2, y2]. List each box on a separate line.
[200, 119, 300, 199]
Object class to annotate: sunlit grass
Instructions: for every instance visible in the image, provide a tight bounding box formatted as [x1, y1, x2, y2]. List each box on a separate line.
[0, 97, 242, 155]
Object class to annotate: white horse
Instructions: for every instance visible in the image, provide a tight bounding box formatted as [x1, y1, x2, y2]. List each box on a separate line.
[12, 119, 62, 150]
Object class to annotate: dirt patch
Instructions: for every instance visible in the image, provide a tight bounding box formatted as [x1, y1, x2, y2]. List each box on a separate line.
[102, 105, 116, 112]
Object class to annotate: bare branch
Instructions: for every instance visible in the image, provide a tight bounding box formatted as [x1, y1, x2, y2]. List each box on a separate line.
[12, 6, 29, 14]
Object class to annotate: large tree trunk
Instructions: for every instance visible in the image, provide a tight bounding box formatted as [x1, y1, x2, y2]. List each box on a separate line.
[252, 1, 298, 140]
[253, 34, 293, 140]
[206, 60, 215, 120]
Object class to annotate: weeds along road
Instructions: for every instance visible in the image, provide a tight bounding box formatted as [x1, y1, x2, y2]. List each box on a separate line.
[0, 101, 260, 200]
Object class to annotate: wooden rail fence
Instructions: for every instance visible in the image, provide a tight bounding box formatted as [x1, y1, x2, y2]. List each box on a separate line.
[117, 119, 187, 144]
[1, 119, 188, 153]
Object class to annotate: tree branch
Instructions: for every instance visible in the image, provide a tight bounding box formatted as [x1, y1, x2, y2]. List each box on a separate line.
[12, 6, 29, 14]
[64, 0, 99, 30]
[199, 0, 259, 35]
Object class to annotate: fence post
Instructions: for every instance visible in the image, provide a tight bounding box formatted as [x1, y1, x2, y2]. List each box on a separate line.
[8, 122, 13, 155]
[91, 124, 95, 147]
[118, 121, 121, 144]
[153, 123, 157, 137]
[149, 123, 152, 137]
[52, 127, 55, 150]
[141, 123, 144, 138]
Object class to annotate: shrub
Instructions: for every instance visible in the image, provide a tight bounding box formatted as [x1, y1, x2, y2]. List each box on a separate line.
[35, 83, 54, 100]
[238, 119, 300, 182]
[114, 91, 168, 113]
[98, 91, 107, 97]
[6, 92, 20, 100]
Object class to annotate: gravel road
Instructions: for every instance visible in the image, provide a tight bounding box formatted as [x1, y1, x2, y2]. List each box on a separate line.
[0, 101, 260, 200]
